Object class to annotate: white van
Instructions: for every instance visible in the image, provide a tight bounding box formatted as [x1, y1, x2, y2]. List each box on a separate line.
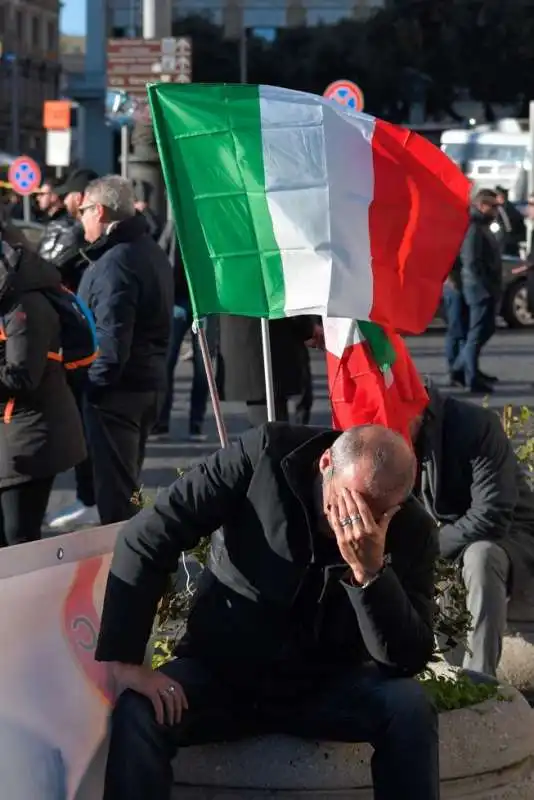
[440, 120, 529, 201]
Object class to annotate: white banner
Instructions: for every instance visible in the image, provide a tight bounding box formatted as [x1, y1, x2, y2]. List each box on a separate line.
[0, 525, 120, 799]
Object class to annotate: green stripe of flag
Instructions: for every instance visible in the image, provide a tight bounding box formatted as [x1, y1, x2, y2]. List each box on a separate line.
[148, 82, 285, 320]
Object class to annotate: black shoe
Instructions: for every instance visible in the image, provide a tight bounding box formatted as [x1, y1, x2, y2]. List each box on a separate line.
[478, 370, 499, 384]
[467, 379, 494, 396]
[448, 371, 465, 388]
[150, 423, 170, 439]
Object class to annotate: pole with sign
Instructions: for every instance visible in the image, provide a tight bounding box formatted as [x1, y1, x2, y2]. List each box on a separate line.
[324, 79, 365, 113]
[121, 124, 129, 179]
[8, 156, 42, 223]
[43, 100, 72, 171]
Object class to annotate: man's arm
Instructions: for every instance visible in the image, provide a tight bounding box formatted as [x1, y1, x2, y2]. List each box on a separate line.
[86, 257, 139, 389]
[438, 413, 518, 560]
[95, 427, 266, 665]
[341, 499, 437, 676]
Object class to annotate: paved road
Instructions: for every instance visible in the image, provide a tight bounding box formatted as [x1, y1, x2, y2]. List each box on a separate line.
[48, 327, 534, 516]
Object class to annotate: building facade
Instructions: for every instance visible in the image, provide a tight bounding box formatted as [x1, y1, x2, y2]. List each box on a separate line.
[108, 0, 385, 38]
[0, 0, 61, 157]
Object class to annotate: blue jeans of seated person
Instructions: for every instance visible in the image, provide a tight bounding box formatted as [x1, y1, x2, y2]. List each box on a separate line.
[103, 659, 439, 800]
[159, 302, 213, 434]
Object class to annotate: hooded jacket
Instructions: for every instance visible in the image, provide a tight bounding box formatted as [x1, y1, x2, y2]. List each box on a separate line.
[0, 240, 86, 487]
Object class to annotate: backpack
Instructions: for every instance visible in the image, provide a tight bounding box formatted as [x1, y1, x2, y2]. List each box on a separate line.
[41, 286, 98, 371]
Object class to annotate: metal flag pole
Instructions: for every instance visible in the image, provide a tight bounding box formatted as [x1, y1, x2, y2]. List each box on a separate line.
[192, 318, 229, 448]
[260, 318, 277, 421]
[120, 125, 129, 179]
[528, 101, 534, 250]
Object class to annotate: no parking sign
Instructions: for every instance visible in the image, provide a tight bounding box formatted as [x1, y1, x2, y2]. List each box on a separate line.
[324, 80, 365, 113]
[8, 156, 42, 196]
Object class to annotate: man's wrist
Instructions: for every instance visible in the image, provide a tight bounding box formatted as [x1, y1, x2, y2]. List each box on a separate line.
[350, 556, 389, 588]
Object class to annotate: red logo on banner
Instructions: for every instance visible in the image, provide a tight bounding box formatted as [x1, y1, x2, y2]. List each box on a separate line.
[62, 557, 113, 704]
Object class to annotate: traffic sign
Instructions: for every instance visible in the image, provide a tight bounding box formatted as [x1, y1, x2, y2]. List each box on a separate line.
[107, 37, 192, 98]
[324, 80, 365, 112]
[8, 156, 42, 196]
[43, 100, 72, 130]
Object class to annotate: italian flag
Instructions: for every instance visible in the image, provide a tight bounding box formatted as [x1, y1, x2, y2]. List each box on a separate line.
[148, 82, 470, 334]
[148, 82, 470, 435]
[325, 319, 429, 441]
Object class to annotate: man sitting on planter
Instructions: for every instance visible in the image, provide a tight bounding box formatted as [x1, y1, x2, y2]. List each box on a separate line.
[411, 381, 534, 677]
[96, 423, 439, 800]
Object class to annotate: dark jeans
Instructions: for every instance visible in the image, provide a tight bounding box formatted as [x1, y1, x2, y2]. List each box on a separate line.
[69, 375, 95, 507]
[159, 304, 209, 433]
[83, 389, 162, 525]
[0, 477, 54, 547]
[453, 287, 496, 387]
[103, 659, 439, 800]
[295, 349, 314, 425]
[442, 284, 468, 370]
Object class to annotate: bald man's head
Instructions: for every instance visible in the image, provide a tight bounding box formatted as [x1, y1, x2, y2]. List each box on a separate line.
[320, 425, 416, 518]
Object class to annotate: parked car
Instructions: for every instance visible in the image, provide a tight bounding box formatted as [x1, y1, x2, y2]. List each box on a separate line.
[500, 255, 533, 328]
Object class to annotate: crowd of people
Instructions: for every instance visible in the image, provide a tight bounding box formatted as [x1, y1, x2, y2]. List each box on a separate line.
[1, 170, 534, 798]
[0, 168, 320, 538]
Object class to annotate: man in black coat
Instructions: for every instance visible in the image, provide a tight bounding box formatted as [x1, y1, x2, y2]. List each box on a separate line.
[452, 188, 502, 394]
[412, 382, 534, 676]
[77, 175, 173, 524]
[96, 423, 439, 800]
[36, 177, 77, 265]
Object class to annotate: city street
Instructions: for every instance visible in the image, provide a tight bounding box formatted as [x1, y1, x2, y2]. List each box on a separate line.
[48, 326, 534, 516]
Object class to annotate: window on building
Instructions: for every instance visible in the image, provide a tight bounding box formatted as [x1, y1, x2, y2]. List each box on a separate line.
[32, 16, 41, 49]
[16, 9, 24, 47]
[47, 20, 57, 53]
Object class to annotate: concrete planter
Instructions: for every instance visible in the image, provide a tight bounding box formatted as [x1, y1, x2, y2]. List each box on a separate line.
[172, 687, 534, 799]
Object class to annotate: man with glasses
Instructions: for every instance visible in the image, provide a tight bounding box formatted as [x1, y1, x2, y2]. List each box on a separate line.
[36, 177, 75, 264]
[77, 175, 173, 524]
[450, 189, 502, 394]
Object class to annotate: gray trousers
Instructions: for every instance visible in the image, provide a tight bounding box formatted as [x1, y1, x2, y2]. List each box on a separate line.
[444, 540, 510, 676]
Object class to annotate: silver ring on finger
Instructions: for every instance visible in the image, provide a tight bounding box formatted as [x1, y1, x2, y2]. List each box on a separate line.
[350, 514, 362, 525]
[160, 685, 176, 696]
[340, 517, 352, 527]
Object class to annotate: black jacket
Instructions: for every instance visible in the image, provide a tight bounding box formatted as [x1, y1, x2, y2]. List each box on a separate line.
[0, 247, 86, 488]
[459, 208, 502, 300]
[38, 208, 76, 262]
[40, 216, 87, 292]
[96, 424, 437, 697]
[158, 219, 188, 304]
[416, 384, 534, 602]
[78, 214, 173, 394]
[219, 316, 315, 402]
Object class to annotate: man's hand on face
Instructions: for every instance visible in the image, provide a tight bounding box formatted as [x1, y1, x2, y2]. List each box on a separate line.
[327, 488, 399, 585]
[109, 662, 188, 726]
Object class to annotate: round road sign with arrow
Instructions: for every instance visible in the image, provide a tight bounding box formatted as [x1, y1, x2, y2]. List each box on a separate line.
[324, 80, 365, 112]
[8, 156, 42, 196]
